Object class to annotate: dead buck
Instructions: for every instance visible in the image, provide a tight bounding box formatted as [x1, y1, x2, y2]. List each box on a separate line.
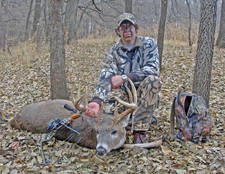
[10, 79, 162, 156]
[10, 79, 135, 155]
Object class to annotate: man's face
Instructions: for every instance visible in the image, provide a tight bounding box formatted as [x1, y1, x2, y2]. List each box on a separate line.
[117, 22, 136, 43]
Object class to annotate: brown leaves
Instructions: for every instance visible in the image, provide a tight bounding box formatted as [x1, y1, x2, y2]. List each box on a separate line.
[0, 39, 225, 173]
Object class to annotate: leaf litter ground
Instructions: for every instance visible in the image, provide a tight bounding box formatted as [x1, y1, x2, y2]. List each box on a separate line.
[0, 39, 224, 174]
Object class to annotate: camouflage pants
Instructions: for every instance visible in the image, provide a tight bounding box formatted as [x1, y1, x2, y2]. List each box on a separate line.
[132, 75, 161, 131]
[103, 75, 161, 132]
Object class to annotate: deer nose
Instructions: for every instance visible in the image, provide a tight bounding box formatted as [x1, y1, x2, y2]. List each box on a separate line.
[96, 146, 107, 156]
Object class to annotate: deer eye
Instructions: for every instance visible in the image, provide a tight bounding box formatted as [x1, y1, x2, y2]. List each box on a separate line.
[111, 130, 117, 135]
[96, 130, 99, 134]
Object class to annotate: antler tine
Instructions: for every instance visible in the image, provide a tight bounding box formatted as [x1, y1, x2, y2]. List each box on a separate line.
[84, 86, 88, 108]
[74, 95, 87, 112]
[114, 78, 137, 109]
[113, 78, 137, 123]
[74, 87, 88, 112]
[125, 86, 133, 103]
[78, 85, 81, 98]
[129, 78, 137, 104]
[114, 101, 119, 116]
[113, 108, 134, 124]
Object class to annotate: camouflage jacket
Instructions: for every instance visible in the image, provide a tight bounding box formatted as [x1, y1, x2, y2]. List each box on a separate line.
[94, 36, 159, 102]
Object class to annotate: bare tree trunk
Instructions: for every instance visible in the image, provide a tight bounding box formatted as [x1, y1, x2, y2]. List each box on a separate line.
[0, 23, 7, 52]
[43, 0, 50, 43]
[0, 15, 5, 51]
[185, 0, 192, 47]
[35, 24, 42, 53]
[216, 0, 225, 48]
[157, 0, 168, 70]
[64, 0, 77, 28]
[32, 0, 42, 37]
[49, 0, 68, 100]
[76, 1, 92, 39]
[0, 1, 6, 51]
[25, 0, 33, 40]
[125, 0, 132, 13]
[192, 0, 217, 107]
[153, 0, 159, 23]
[66, 0, 79, 44]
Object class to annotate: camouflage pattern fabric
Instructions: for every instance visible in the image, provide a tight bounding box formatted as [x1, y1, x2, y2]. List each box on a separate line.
[94, 36, 159, 101]
[93, 36, 160, 131]
[102, 88, 129, 115]
[132, 75, 161, 131]
[174, 92, 213, 143]
[102, 75, 161, 131]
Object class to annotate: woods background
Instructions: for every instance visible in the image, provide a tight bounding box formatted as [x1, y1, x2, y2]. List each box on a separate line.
[0, 1, 224, 173]
[0, 0, 224, 50]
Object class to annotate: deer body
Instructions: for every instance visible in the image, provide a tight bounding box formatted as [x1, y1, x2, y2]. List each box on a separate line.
[10, 99, 130, 155]
[10, 99, 97, 149]
[10, 79, 137, 156]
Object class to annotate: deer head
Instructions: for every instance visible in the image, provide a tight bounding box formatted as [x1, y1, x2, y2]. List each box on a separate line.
[75, 78, 137, 156]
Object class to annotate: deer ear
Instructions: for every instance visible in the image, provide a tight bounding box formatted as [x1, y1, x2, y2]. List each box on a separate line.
[120, 114, 130, 127]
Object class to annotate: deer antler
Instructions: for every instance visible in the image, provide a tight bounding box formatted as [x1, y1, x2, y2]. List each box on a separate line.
[74, 87, 88, 112]
[123, 136, 163, 149]
[74, 87, 102, 121]
[74, 95, 88, 112]
[113, 78, 137, 123]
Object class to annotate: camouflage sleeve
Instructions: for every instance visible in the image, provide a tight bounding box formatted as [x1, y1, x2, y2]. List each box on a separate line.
[94, 50, 119, 101]
[128, 37, 159, 83]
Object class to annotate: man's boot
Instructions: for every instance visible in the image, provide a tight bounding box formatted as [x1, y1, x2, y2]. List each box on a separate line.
[133, 131, 149, 144]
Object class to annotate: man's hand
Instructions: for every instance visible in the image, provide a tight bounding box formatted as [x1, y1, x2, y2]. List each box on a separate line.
[85, 102, 100, 117]
[111, 75, 124, 89]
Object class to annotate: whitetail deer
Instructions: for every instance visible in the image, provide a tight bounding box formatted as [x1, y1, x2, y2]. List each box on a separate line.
[10, 79, 162, 156]
[10, 79, 135, 155]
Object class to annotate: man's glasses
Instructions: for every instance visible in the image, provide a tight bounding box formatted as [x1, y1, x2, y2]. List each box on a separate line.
[118, 24, 135, 32]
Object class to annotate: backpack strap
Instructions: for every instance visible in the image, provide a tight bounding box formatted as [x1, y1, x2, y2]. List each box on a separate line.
[173, 92, 193, 140]
[170, 91, 187, 138]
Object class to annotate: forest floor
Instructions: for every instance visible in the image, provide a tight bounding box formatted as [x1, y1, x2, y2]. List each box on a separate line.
[0, 37, 224, 174]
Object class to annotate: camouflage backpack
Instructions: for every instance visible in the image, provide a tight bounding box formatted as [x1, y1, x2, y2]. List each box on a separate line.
[170, 92, 213, 143]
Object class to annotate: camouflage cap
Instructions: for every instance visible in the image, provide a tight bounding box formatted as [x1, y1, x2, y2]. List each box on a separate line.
[117, 13, 136, 26]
